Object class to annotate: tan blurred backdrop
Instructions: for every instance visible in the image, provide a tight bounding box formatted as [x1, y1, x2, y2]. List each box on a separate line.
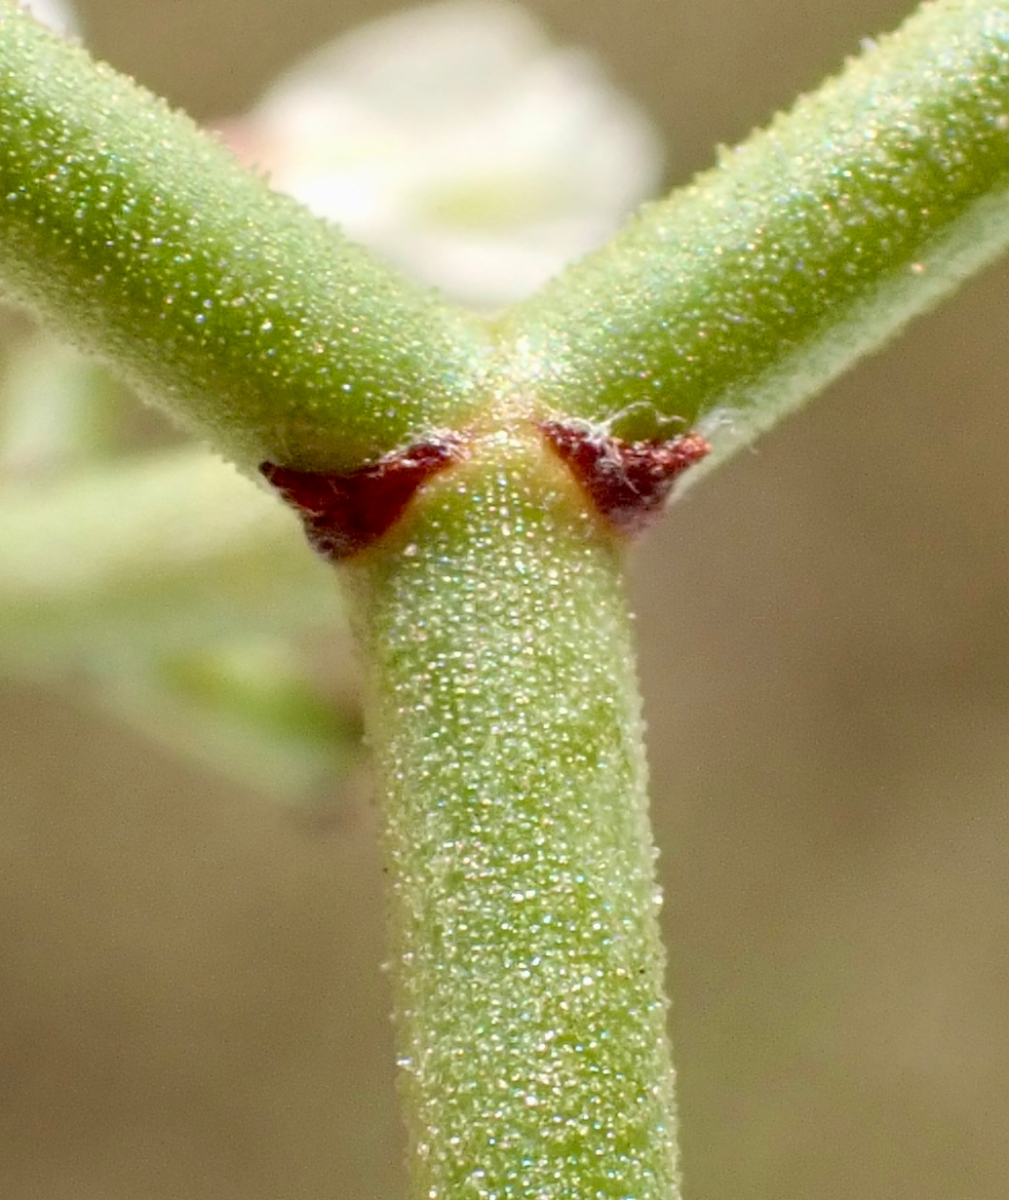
[3, 0, 1009, 1197]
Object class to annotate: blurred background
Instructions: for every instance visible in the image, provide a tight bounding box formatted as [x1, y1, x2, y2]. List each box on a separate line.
[3, 0, 1009, 1197]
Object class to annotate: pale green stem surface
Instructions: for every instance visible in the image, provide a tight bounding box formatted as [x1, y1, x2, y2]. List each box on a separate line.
[504, 0, 1009, 480]
[349, 428, 678, 1200]
[0, 1, 486, 471]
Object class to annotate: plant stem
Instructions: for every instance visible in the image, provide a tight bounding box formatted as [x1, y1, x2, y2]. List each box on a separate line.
[0, 1, 485, 471]
[348, 425, 678, 1199]
[505, 0, 1009, 476]
[4, 0, 1009, 1193]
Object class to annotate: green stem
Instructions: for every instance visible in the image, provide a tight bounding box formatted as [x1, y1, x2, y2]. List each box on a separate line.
[505, 0, 1009, 478]
[4, 1, 1009, 1195]
[0, 1, 485, 470]
[349, 426, 678, 1199]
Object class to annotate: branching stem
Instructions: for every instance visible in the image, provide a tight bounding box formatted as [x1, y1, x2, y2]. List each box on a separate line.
[2, 1, 1009, 1196]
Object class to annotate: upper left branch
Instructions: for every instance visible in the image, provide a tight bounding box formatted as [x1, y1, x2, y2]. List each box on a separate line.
[0, 3, 487, 471]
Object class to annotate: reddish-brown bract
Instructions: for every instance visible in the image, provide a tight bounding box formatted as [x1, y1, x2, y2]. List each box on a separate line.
[263, 420, 707, 561]
[260, 438, 462, 561]
[540, 421, 710, 536]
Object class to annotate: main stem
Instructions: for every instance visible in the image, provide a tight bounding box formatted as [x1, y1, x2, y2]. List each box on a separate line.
[348, 426, 678, 1198]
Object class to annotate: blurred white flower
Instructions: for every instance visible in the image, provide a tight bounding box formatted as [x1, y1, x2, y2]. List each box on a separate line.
[24, 0, 77, 35]
[223, 0, 664, 309]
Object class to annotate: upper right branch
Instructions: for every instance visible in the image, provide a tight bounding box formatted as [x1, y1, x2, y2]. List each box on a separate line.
[503, 0, 1009, 483]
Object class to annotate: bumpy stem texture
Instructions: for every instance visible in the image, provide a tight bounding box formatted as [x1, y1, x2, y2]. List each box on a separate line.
[0, 2, 484, 471]
[505, 0, 1009, 477]
[350, 430, 678, 1199]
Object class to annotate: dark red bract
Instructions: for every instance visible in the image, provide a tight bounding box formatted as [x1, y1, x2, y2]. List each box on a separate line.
[540, 420, 710, 536]
[261, 437, 461, 561]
